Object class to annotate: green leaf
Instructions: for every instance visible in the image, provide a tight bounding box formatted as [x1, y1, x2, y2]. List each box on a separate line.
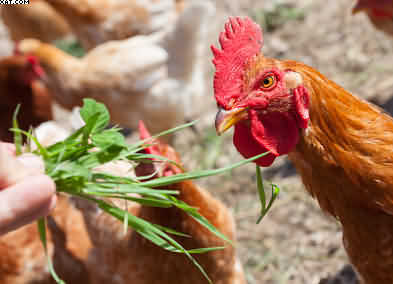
[256, 166, 280, 224]
[92, 129, 126, 148]
[79, 99, 110, 133]
[77, 144, 126, 169]
[256, 165, 266, 210]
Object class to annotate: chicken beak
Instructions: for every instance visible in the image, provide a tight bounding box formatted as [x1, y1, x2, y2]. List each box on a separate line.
[215, 107, 247, 136]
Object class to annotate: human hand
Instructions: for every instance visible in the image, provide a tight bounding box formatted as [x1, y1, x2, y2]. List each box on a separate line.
[0, 143, 56, 235]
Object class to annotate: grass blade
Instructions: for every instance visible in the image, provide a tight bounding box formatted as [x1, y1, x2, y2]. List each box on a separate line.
[12, 104, 22, 155]
[256, 166, 280, 224]
[37, 218, 65, 284]
[140, 151, 270, 187]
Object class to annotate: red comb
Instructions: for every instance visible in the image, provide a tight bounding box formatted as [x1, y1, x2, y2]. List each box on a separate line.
[27, 55, 38, 65]
[211, 17, 263, 108]
[138, 120, 160, 157]
[26, 55, 45, 77]
[138, 121, 182, 177]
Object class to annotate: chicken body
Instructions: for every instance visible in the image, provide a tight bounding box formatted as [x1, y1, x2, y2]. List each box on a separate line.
[352, 0, 393, 36]
[1, 0, 71, 43]
[71, 122, 245, 284]
[43, 0, 178, 50]
[18, 1, 214, 135]
[0, 55, 53, 142]
[213, 17, 393, 284]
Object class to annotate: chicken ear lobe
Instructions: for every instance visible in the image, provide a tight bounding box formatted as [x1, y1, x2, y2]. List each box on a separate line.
[293, 85, 310, 129]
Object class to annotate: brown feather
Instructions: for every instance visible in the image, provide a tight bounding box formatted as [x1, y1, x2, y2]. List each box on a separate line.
[273, 60, 393, 284]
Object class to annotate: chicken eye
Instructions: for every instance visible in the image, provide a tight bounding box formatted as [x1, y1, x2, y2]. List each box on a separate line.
[261, 74, 276, 89]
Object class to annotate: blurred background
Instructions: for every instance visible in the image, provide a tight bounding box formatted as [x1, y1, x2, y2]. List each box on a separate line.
[0, 0, 392, 283]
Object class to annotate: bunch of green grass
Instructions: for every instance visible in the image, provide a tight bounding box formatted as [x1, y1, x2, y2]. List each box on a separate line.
[12, 99, 279, 283]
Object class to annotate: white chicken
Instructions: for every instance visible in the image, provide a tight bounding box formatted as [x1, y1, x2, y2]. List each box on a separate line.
[18, 0, 215, 135]
[43, 0, 180, 50]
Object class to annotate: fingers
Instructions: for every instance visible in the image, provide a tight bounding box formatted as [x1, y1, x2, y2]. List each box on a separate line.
[0, 142, 16, 155]
[17, 153, 45, 173]
[0, 174, 56, 235]
[0, 143, 45, 188]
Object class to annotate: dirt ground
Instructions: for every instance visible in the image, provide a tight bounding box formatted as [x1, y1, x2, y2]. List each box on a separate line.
[170, 0, 393, 283]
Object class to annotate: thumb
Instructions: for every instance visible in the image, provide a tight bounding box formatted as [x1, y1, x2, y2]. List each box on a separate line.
[0, 144, 45, 189]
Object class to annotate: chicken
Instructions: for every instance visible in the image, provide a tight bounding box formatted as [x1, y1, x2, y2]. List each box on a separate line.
[0, 17, 13, 58]
[0, 55, 53, 143]
[352, 0, 393, 36]
[17, 0, 214, 135]
[71, 121, 245, 284]
[0, 193, 91, 284]
[212, 17, 393, 284]
[43, 0, 178, 50]
[1, 0, 71, 43]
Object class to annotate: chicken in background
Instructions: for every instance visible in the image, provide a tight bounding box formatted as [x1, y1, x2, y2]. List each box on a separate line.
[212, 17, 393, 284]
[17, 1, 215, 136]
[0, 17, 13, 58]
[0, 55, 53, 143]
[352, 0, 393, 36]
[70, 121, 245, 284]
[176, 0, 185, 13]
[42, 0, 179, 50]
[1, 0, 72, 44]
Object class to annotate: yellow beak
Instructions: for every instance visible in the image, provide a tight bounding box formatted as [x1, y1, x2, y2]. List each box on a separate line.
[215, 107, 248, 136]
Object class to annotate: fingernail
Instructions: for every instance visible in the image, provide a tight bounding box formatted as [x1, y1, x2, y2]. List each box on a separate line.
[17, 154, 45, 173]
[49, 195, 57, 211]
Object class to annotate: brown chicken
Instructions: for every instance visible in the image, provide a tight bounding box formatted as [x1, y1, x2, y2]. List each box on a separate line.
[43, 0, 179, 50]
[0, 55, 53, 143]
[17, 0, 214, 135]
[71, 121, 245, 284]
[213, 17, 393, 284]
[1, 0, 71, 43]
[352, 0, 393, 36]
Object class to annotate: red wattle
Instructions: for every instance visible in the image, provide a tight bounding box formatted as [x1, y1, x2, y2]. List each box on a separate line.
[371, 8, 393, 19]
[250, 110, 299, 157]
[233, 122, 277, 167]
